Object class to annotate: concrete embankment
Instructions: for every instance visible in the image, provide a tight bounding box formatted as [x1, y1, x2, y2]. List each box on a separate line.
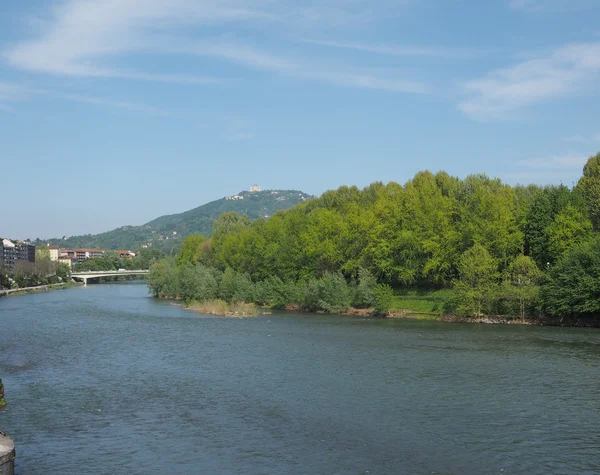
[0, 432, 15, 475]
[0, 282, 78, 297]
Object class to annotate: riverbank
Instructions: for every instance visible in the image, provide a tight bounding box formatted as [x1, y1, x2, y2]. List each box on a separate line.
[173, 298, 600, 327]
[0, 281, 81, 297]
[183, 299, 261, 317]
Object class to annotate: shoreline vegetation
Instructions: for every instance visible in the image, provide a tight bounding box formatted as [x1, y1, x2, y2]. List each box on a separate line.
[178, 297, 599, 327]
[0, 281, 81, 297]
[149, 156, 600, 327]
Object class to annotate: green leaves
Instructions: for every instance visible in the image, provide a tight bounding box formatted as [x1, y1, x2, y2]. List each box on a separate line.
[542, 237, 600, 317]
[454, 244, 498, 317]
[578, 152, 600, 231]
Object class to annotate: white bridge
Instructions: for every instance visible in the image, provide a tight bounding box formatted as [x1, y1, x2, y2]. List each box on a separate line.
[71, 270, 149, 285]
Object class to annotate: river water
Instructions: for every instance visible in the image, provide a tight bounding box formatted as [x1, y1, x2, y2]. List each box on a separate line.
[0, 282, 599, 474]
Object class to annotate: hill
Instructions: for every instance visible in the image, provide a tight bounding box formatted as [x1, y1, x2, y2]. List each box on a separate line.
[43, 189, 311, 252]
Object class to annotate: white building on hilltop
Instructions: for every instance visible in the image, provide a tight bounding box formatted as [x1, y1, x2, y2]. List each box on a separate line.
[250, 184, 261, 192]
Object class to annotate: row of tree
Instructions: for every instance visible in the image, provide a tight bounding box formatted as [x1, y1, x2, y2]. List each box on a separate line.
[151, 152, 600, 320]
[148, 260, 395, 315]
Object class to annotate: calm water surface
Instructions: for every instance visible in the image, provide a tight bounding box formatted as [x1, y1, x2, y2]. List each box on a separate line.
[0, 282, 599, 474]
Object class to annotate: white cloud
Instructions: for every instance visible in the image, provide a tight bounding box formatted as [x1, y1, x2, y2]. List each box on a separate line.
[3, 0, 425, 94]
[166, 39, 428, 93]
[0, 81, 33, 103]
[506, 152, 588, 184]
[510, 0, 599, 12]
[0, 80, 170, 116]
[459, 42, 600, 120]
[54, 92, 172, 116]
[516, 153, 588, 169]
[297, 38, 479, 59]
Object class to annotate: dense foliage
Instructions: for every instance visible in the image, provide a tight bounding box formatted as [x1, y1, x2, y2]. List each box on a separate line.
[149, 153, 600, 320]
[40, 190, 310, 252]
[0, 256, 71, 289]
[542, 236, 600, 319]
[148, 259, 393, 315]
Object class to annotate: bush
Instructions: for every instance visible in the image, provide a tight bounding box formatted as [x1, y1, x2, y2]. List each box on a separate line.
[317, 272, 352, 313]
[296, 273, 351, 314]
[351, 267, 377, 308]
[178, 264, 219, 303]
[373, 284, 394, 316]
[254, 276, 288, 309]
[218, 268, 255, 303]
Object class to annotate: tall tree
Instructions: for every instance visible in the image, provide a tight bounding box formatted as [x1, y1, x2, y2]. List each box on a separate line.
[577, 151, 600, 230]
[177, 235, 207, 266]
[454, 244, 498, 317]
[505, 255, 542, 322]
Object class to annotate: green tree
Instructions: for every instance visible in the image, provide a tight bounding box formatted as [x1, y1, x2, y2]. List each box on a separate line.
[135, 248, 165, 269]
[545, 204, 592, 263]
[373, 284, 395, 316]
[178, 264, 219, 303]
[316, 272, 352, 314]
[542, 237, 600, 318]
[524, 190, 553, 268]
[577, 151, 600, 230]
[147, 258, 180, 298]
[454, 244, 498, 317]
[176, 235, 207, 266]
[505, 255, 542, 322]
[351, 267, 378, 308]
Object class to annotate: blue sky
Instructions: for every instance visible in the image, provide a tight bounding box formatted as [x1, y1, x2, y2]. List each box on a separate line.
[1, 0, 600, 239]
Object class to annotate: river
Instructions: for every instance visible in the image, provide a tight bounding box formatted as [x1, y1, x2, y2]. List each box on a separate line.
[0, 282, 599, 474]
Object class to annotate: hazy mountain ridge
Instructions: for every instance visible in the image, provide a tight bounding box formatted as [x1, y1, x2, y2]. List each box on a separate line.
[43, 189, 311, 251]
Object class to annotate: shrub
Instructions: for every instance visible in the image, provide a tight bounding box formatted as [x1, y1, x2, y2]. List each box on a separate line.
[254, 276, 288, 309]
[317, 272, 352, 314]
[351, 267, 378, 308]
[373, 284, 394, 316]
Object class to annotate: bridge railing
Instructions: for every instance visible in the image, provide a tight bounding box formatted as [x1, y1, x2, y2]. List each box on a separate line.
[71, 270, 149, 275]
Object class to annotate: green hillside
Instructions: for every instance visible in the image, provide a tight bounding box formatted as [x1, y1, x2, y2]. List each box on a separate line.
[43, 189, 311, 252]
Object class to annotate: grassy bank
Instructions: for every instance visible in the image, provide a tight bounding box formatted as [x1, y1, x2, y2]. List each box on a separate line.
[184, 299, 260, 317]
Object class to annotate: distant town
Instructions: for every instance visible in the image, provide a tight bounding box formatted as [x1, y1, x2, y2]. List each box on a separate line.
[1, 237, 137, 271]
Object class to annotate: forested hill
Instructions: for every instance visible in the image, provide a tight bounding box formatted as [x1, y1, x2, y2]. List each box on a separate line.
[43, 189, 311, 252]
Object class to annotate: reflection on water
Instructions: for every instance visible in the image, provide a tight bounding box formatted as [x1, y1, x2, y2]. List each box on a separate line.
[1, 282, 599, 474]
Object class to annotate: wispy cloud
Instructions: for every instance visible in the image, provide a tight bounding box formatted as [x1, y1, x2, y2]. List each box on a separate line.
[166, 39, 429, 93]
[53, 92, 172, 116]
[459, 42, 600, 120]
[0, 80, 170, 116]
[503, 170, 581, 185]
[516, 153, 588, 169]
[505, 152, 589, 185]
[3, 0, 426, 94]
[564, 134, 600, 145]
[297, 38, 480, 59]
[0, 81, 33, 103]
[510, 0, 599, 12]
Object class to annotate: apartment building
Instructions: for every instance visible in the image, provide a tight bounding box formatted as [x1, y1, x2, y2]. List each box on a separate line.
[0, 238, 35, 270]
[61, 248, 104, 262]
